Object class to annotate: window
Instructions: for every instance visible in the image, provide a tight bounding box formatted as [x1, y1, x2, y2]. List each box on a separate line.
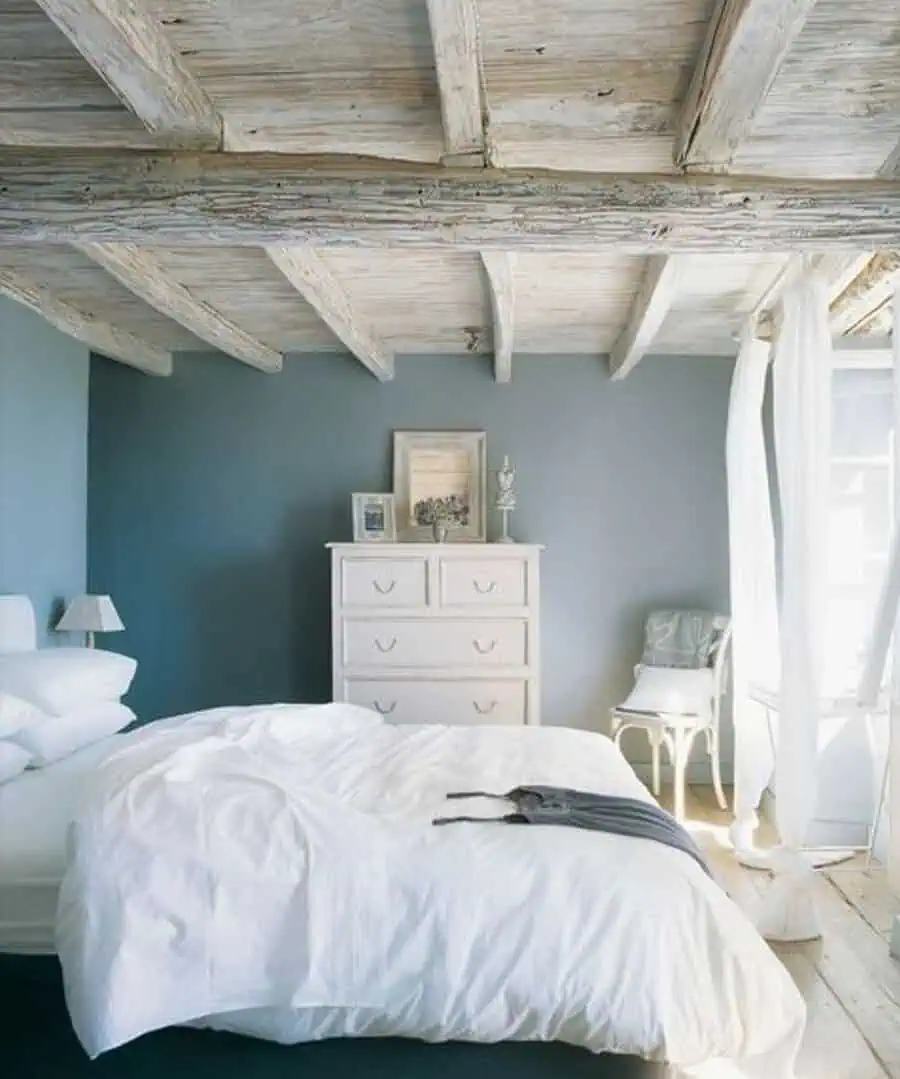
[825, 365, 894, 693]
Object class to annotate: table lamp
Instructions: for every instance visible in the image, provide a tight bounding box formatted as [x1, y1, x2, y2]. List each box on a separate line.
[56, 594, 124, 648]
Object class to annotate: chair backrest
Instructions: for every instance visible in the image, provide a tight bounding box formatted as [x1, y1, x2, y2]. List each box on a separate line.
[708, 616, 732, 704]
[637, 610, 731, 720]
[641, 609, 725, 671]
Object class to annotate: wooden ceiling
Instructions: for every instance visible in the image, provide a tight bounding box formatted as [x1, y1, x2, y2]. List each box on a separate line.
[0, 0, 898, 380]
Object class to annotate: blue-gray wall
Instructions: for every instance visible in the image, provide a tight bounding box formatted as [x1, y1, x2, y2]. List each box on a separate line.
[89, 351, 733, 760]
[0, 297, 89, 643]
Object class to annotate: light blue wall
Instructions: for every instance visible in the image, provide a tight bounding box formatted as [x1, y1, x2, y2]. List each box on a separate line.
[0, 297, 90, 643]
[89, 350, 734, 761]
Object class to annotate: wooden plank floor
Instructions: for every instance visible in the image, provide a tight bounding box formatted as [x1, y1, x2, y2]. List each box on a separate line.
[674, 784, 900, 1079]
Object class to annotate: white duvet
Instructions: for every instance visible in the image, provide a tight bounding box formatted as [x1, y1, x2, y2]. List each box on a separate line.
[57, 703, 805, 1077]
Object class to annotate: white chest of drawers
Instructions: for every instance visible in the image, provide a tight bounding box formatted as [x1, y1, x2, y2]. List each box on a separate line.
[329, 543, 543, 726]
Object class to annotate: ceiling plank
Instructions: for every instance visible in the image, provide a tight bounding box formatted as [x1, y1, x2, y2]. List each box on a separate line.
[265, 247, 393, 381]
[0, 267, 171, 375]
[77, 243, 282, 372]
[5, 151, 900, 250]
[609, 257, 681, 379]
[480, 252, 515, 382]
[425, 0, 487, 167]
[675, 0, 819, 171]
[829, 252, 900, 336]
[33, 0, 221, 149]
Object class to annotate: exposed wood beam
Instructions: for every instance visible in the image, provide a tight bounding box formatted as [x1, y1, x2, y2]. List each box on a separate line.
[33, 0, 221, 149]
[829, 252, 900, 337]
[750, 251, 874, 338]
[5, 151, 900, 250]
[675, 0, 819, 171]
[480, 252, 515, 383]
[265, 247, 393, 381]
[425, 0, 487, 167]
[0, 268, 171, 375]
[879, 143, 900, 180]
[609, 257, 681, 379]
[77, 243, 282, 372]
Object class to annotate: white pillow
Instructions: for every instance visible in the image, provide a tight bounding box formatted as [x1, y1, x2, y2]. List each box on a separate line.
[0, 648, 136, 716]
[13, 702, 136, 767]
[0, 692, 47, 738]
[619, 665, 714, 717]
[0, 741, 32, 784]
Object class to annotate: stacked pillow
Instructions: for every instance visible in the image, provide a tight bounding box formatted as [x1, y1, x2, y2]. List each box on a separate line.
[0, 648, 137, 783]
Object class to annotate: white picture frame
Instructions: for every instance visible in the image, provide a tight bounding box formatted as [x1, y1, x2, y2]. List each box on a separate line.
[393, 430, 486, 542]
[352, 493, 396, 543]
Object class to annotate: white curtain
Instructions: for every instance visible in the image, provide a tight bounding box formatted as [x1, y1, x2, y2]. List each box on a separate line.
[757, 266, 833, 942]
[727, 333, 780, 854]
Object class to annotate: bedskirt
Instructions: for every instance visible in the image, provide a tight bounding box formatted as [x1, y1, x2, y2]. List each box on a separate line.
[0, 955, 665, 1078]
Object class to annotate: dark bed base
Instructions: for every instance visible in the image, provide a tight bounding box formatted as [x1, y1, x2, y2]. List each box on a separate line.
[0, 954, 665, 1079]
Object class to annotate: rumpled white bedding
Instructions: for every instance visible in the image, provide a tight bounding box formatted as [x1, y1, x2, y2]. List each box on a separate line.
[57, 703, 805, 1077]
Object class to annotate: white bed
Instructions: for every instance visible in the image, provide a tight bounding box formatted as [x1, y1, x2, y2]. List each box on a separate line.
[57, 702, 807, 1079]
[0, 735, 127, 954]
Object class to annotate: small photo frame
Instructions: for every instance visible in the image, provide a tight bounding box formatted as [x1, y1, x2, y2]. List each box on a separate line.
[352, 493, 396, 543]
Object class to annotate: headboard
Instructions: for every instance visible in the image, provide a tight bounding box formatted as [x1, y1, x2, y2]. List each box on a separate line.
[0, 595, 37, 653]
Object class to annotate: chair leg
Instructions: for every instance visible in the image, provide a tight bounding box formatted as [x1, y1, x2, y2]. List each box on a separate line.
[705, 727, 728, 810]
[647, 729, 663, 798]
[670, 727, 698, 824]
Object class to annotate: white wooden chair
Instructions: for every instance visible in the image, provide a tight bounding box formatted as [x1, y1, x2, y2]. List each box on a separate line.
[610, 615, 731, 822]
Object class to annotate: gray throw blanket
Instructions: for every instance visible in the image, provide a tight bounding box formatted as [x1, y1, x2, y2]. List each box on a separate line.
[432, 785, 710, 877]
[641, 609, 718, 669]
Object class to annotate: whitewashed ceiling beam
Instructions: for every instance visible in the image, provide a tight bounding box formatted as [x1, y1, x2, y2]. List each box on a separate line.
[6, 152, 900, 250]
[33, 0, 222, 149]
[829, 252, 900, 337]
[609, 257, 681, 379]
[749, 251, 874, 338]
[77, 243, 282, 372]
[425, 0, 487, 167]
[675, 0, 819, 171]
[480, 252, 515, 382]
[879, 143, 900, 179]
[265, 247, 393, 381]
[0, 268, 171, 375]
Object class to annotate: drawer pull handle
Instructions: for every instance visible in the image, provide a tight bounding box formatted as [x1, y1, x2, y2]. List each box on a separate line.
[374, 637, 398, 653]
[473, 700, 497, 715]
[473, 580, 497, 595]
[373, 580, 396, 595]
[472, 639, 498, 655]
[373, 700, 397, 715]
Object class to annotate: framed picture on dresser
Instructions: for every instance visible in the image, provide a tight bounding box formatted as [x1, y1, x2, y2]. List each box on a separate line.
[351, 493, 396, 542]
[393, 430, 486, 542]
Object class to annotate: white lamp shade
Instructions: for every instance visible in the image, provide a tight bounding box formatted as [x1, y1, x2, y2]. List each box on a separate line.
[57, 594, 124, 634]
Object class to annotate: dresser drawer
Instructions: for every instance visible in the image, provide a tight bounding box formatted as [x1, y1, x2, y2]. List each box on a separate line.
[344, 678, 527, 726]
[439, 556, 528, 607]
[341, 557, 427, 608]
[343, 619, 527, 669]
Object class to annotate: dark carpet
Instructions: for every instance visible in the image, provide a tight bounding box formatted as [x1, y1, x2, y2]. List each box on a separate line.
[0, 955, 663, 1078]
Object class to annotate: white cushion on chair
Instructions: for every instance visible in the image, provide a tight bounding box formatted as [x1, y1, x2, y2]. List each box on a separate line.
[617, 665, 714, 719]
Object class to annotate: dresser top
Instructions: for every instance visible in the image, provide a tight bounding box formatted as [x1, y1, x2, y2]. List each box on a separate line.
[327, 542, 545, 552]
